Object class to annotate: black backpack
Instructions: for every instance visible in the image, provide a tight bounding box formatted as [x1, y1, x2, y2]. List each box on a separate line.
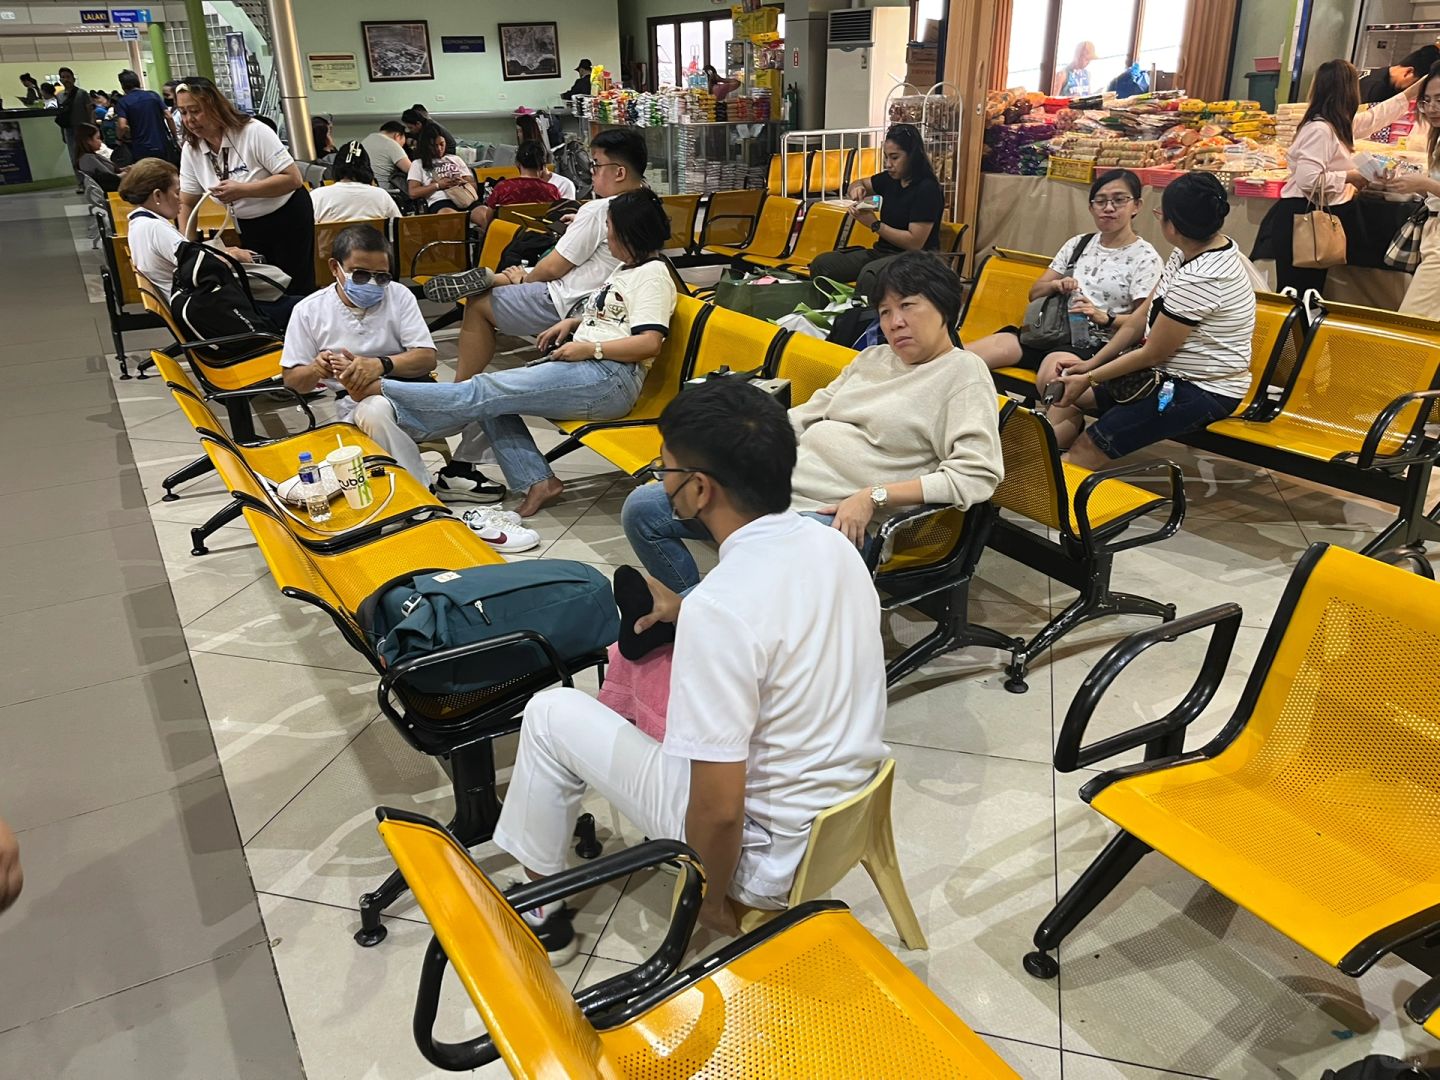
[499, 229, 556, 272]
[171, 240, 279, 362]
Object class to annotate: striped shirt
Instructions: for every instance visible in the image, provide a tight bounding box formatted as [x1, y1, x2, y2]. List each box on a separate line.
[1147, 240, 1256, 399]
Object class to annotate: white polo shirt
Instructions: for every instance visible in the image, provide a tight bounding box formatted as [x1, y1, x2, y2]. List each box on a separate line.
[179, 120, 297, 220]
[279, 282, 435, 421]
[309, 181, 401, 223]
[662, 512, 888, 900]
[127, 208, 185, 295]
[546, 195, 619, 318]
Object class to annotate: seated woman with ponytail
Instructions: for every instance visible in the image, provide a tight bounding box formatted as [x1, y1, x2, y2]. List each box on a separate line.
[1037, 170, 1258, 470]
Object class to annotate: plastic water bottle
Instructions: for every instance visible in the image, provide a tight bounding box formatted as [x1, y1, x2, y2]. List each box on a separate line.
[298, 452, 331, 523]
[1157, 379, 1175, 413]
[1068, 308, 1090, 349]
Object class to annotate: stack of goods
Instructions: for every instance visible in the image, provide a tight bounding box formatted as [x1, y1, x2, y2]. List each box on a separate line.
[1018, 140, 1052, 176]
[983, 118, 1056, 174]
[984, 88, 1041, 128]
[1273, 102, 1306, 146]
[1202, 103, 1275, 141]
[680, 88, 717, 123]
[1095, 139, 1165, 168]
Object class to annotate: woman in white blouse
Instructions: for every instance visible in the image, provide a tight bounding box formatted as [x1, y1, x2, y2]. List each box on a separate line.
[1254, 58, 1420, 294]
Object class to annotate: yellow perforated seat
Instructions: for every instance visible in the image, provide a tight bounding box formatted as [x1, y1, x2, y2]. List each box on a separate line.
[659, 193, 701, 253]
[771, 331, 854, 407]
[699, 189, 766, 250]
[473, 164, 519, 184]
[1027, 544, 1440, 1022]
[1427, 1010, 1440, 1040]
[376, 811, 1020, 1078]
[315, 216, 388, 287]
[767, 151, 809, 196]
[744, 204, 848, 274]
[988, 400, 1184, 691]
[957, 248, 1051, 345]
[805, 148, 848, 200]
[1207, 302, 1440, 461]
[706, 195, 801, 261]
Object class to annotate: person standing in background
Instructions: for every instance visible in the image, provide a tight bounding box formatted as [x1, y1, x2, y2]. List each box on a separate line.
[39, 82, 58, 108]
[115, 69, 176, 163]
[1052, 41, 1096, 97]
[18, 73, 40, 106]
[54, 67, 92, 192]
[1359, 44, 1440, 103]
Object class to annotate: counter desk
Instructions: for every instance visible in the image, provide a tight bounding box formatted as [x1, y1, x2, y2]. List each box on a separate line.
[0, 108, 76, 193]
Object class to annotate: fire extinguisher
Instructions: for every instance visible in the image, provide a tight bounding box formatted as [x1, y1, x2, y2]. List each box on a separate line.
[785, 82, 800, 129]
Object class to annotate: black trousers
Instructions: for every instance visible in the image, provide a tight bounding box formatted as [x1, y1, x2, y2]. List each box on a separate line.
[238, 188, 316, 295]
[1253, 195, 1362, 296]
[809, 246, 904, 298]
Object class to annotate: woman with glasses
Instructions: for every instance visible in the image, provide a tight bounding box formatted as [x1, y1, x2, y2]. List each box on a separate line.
[1037, 171, 1257, 471]
[174, 77, 314, 293]
[1375, 60, 1440, 317]
[809, 124, 946, 297]
[967, 169, 1163, 373]
[1252, 58, 1420, 295]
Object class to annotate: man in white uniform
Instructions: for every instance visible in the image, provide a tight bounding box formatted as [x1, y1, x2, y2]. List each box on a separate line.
[490, 379, 889, 963]
[280, 224, 434, 485]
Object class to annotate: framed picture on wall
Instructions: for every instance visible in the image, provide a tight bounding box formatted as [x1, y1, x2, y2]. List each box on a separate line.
[498, 22, 561, 81]
[361, 20, 434, 81]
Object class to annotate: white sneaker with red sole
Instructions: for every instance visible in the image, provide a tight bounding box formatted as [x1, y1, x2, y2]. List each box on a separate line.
[461, 507, 541, 553]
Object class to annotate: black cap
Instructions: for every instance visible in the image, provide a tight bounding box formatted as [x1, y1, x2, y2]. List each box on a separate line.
[576, 58, 592, 72]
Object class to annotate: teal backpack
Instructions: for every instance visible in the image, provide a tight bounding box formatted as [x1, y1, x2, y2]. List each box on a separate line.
[360, 560, 618, 696]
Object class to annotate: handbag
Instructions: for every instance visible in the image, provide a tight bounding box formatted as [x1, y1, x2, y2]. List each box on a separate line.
[1384, 200, 1432, 271]
[713, 268, 825, 321]
[1102, 368, 1163, 405]
[1292, 182, 1347, 270]
[1019, 233, 1095, 351]
[185, 193, 293, 297]
[436, 158, 478, 210]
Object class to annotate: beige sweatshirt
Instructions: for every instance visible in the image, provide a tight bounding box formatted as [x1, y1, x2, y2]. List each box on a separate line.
[786, 345, 1004, 514]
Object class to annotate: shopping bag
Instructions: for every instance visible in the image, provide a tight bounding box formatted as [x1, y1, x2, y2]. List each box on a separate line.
[1384, 201, 1431, 271]
[1292, 183, 1346, 270]
[712, 269, 822, 320]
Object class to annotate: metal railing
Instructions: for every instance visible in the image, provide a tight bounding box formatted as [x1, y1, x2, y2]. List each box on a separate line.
[778, 127, 888, 202]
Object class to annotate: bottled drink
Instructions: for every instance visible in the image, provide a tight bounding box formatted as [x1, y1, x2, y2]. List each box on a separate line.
[298, 451, 331, 523]
[1067, 308, 1090, 349]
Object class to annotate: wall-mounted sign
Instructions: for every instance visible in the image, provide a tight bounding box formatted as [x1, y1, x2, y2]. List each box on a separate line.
[307, 53, 361, 91]
[80, 9, 110, 24]
[111, 9, 151, 24]
[441, 36, 486, 54]
[117, 25, 139, 40]
[0, 121, 32, 185]
[0, 12, 17, 21]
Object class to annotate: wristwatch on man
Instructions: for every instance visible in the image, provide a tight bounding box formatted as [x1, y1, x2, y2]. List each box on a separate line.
[869, 485, 889, 509]
[378, 355, 394, 376]
[594, 340, 605, 361]
[869, 218, 882, 234]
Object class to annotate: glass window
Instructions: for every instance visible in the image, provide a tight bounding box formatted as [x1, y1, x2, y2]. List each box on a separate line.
[655, 24, 677, 88]
[1007, 0, 1049, 93]
[710, 19, 732, 78]
[1138, 1, 1186, 77]
[680, 20, 706, 84]
[1053, 0, 1138, 97]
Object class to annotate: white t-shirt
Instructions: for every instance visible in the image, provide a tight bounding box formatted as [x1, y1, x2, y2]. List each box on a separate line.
[545, 170, 577, 200]
[279, 283, 435, 421]
[406, 154, 474, 208]
[546, 195, 620, 319]
[1049, 233, 1164, 336]
[1147, 240, 1257, 399]
[309, 181, 401, 224]
[179, 120, 297, 219]
[663, 512, 888, 900]
[127, 208, 185, 295]
[572, 259, 677, 373]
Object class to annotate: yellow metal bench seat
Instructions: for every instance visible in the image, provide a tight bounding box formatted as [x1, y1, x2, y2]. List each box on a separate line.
[569, 426, 662, 478]
[1204, 413, 1410, 463]
[1059, 462, 1167, 533]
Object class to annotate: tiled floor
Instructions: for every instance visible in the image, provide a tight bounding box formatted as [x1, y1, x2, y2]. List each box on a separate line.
[1, 189, 1437, 1078]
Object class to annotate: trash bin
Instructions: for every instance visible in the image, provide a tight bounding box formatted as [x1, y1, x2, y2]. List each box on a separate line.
[1246, 71, 1280, 113]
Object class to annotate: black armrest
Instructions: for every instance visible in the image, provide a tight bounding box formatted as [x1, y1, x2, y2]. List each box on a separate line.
[1357, 388, 1440, 470]
[1074, 459, 1186, 556]
[1054, 602, 1243, 772]
[1405, 975, 1440, 1028]
[178, 330, 284, 353]
[211, 385, 317, 429]
[410, 239, 468, 278]
[409, 839, 705, 1073]
[865, 503, 955, 573]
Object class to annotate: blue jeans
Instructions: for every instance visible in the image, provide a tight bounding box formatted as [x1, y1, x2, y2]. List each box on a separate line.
[383, 360, 645, 492]
[621, 483, 862, 593]
[1088, 376, 1240, 460]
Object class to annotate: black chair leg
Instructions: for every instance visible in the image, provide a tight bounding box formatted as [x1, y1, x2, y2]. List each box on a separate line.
[354, 869, 407, 947]
[1024, 830, 1153, 979]
[223, 395, 259, 444]
[136, 354, 155, 380]
[162, 454, 216, 502]
[190, 498, 244, 556]
[1005, 555, 1175, 694]
[543, 435, 585, 465]
[885, 580, 1022, 687]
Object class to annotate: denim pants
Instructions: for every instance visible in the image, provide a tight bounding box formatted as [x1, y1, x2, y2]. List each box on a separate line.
[621, 482, 863, 593]
[383, 359, 645, 492]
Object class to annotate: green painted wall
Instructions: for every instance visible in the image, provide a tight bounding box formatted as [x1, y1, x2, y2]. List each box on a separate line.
[1228, 0, 1296, 101]
[292, 0, 621, 117]
[0, 61, 142, 103]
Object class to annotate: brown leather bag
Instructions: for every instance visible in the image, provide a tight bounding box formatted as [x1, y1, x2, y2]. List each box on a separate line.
[1293, 181, 1347, 269]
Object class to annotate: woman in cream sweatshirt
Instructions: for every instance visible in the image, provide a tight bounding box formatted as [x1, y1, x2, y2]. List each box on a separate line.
[621, 251, 1004, 592]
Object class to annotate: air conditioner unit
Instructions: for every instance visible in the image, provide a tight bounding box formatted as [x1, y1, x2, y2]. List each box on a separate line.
[828, 9, 874, 49]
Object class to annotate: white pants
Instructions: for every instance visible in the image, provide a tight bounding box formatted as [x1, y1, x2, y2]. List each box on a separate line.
[350, 396, 429, 487]
[1401, 215, 1440, 320]
[492, 688, 783, 908]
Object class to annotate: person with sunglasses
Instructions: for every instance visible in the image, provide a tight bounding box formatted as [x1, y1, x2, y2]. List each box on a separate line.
[280, 225, 438, 492]
[967, 169, 1163, 373]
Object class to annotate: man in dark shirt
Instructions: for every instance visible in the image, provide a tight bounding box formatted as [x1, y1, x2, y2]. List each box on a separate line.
[562, 59, 593, 100]
[54, 67, 93, 189]
[402, 106, 456, 155]
[113, 69, 175, 161]
[1360, 45, 1440, 104]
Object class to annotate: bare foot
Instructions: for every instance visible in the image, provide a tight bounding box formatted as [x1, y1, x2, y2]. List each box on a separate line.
[515, 476, 564, 518]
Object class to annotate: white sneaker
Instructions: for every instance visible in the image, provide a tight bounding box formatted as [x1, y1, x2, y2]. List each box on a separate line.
[462, 507, 541, 553]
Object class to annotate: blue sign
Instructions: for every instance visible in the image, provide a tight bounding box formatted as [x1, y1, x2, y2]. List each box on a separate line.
[111, 9, 151, 24]
[80, 9, 110, 24]
[0, 121, 33, 185]
[441, 36, 486, 54]
[117, 25, 139, 40]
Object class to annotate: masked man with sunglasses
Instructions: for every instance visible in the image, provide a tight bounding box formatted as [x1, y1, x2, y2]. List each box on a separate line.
[489, 379, 888, 961]
[281, 224, 436, 485]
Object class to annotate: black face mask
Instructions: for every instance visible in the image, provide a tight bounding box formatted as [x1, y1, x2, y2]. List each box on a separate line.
[667, 473, 701, 524]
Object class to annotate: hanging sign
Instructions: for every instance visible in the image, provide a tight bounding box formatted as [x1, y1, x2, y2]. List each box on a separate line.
[80, 9, 110, 23]
[110, 9, 151, 23]
[117, 25, 139, 39]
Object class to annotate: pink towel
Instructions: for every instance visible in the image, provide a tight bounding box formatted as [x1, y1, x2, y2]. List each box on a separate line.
[596, 642, 672, 742]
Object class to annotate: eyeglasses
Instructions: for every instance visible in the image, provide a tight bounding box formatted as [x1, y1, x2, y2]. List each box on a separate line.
[590, 161, 621, 174]
[646, 456, 706, 480]
[1090, 196, 1135, 209]
[342, 268, 394, 286]
[1421, 96, 1440, 108]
